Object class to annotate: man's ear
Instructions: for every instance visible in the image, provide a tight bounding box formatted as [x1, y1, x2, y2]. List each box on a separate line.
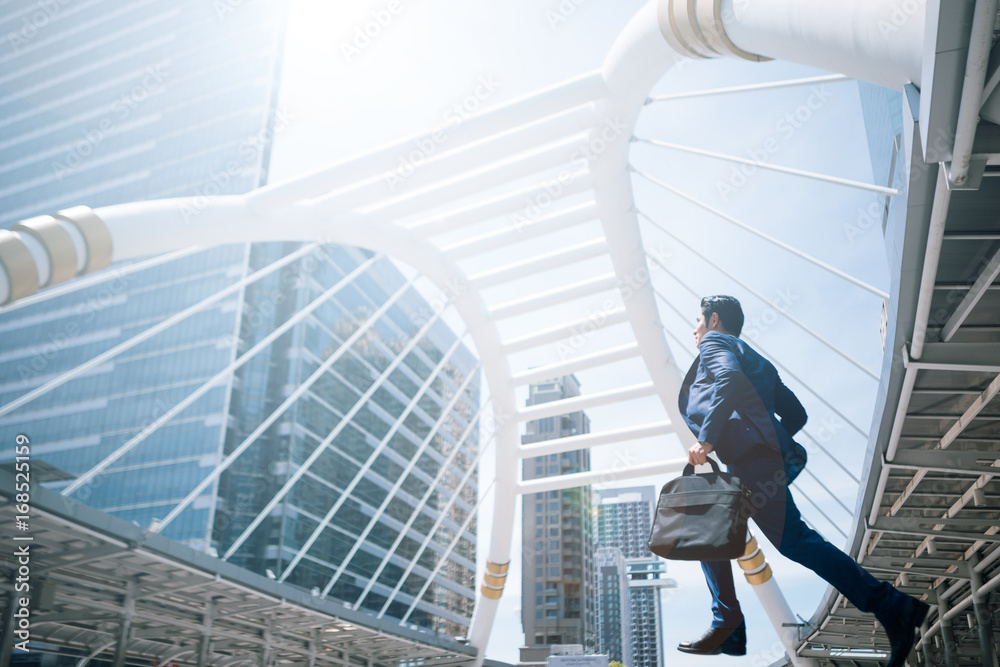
[708, 312, 720, 330]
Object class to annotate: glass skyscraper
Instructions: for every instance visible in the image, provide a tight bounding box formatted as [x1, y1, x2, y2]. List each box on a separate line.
[214, 243, 481, 634]
[0, 0, 289, 549]
[520, 376, 596, 650]
[594, 546, 633, 665]
[594, 486, 675, 667]
[0, 0, 480, 634]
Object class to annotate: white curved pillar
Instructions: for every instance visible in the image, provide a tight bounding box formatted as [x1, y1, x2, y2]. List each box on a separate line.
[656, 0, 925, 90]
[591, 0, 697, 453]
[0, 1, 939, 664]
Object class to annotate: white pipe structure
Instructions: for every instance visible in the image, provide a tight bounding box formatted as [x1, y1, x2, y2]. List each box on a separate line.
[0, 1, 937, 665]
[947, 0, 998, 186]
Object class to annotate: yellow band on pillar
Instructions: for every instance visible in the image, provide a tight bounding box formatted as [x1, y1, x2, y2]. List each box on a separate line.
[743, 536, 758, 557]
[53, 206, 112, 274]
[480, 583, 503, 600]
[13, 215, 78, 287]
[744, 564, 773, 585]
[484, 572, 506, 587]
[486, 560, 510, 575]
[0, 230, 38, 304]
[737, 550, 765, 571]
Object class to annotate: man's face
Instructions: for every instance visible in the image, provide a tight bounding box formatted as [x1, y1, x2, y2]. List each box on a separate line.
[693, 310, 711, 347]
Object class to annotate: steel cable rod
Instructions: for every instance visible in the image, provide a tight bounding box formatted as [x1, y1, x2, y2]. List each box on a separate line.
[320, 249, 479, 420]
[796, 429, 861, 484]
[222, 309, 462, 564]
[233, 348, 477, 571]
[634, 138, 897, 197]
[653, 292, 856, 523]
[400, 477, 498, 625]
[651, 287, 863, 484]
[319, 359, 484, 598]
[794, 485, 848, 539]
[649, 252, 868, 436]
[145, 256, 400, 526]
[798, 467, 854, 516]
[274, 328, 478, 578]
[58, 245, 352, 497]
[633, 169, 889, 300]
[747, 340, 869, 441]
[640, 209, 880, 380]
[645, 74, 853, 103]
[378, 430, 495, 619]
[359, 400, 492, 613]
[215, 274, 446, 558]
[0, 247, 202, 314]
[2, 244, 319, 421]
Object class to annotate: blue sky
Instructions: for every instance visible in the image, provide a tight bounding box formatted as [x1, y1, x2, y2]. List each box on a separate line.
[268, 1, 892, 664]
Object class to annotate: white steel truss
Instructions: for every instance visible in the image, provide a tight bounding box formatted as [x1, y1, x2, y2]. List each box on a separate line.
[5, 1, 1000, 666]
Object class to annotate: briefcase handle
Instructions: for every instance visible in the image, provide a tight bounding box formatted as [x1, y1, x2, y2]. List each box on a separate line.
[683, 457, 722, 476]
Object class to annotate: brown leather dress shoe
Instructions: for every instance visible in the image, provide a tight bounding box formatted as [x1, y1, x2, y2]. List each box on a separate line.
[678, 623, 747, 656]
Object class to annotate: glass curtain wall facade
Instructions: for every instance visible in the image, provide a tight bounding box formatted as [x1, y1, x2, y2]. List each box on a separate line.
[520, 376, 596, 650]
[855, 82, 904, 243]
[594, 486, 674, 667]
[0, 0, 289, 550]
[0, 0, 481, 634]
[216, 243, 481, 633]
[594, 547, 633, 665]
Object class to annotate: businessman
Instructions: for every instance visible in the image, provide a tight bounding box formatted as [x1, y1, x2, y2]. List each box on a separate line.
[675, 295, 928, 667]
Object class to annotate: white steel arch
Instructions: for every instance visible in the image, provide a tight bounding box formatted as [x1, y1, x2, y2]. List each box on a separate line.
[0, 1, 934, 664]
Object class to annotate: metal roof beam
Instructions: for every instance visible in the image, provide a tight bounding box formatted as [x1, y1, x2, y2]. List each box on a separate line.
[886, 449, 1000, 476]
[868, 518, 1000, 542]
[906, 343, 1000, 373]
[940, 245, 1000, 342]
[36, 545, 126, 575]
[136, 575, 212, 600]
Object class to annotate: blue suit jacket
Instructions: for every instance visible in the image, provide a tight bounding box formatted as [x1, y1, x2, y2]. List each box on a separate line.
[678, 331, 807, 468]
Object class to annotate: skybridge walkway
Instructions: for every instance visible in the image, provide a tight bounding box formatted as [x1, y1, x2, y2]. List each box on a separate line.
[1, 1, 999, 666]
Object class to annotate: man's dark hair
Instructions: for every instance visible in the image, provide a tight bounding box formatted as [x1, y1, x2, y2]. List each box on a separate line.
[701, 295, 744, 336]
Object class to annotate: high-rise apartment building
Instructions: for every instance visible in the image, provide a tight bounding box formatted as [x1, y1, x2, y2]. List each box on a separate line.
[594, 547, 633, 665]
[0, 0, 480, 634]
[520, 376, 596, 650]
[594, 486, 676, 667]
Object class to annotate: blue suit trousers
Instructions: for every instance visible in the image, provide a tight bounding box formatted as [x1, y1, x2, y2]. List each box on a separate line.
[702, 448, 903, 628]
